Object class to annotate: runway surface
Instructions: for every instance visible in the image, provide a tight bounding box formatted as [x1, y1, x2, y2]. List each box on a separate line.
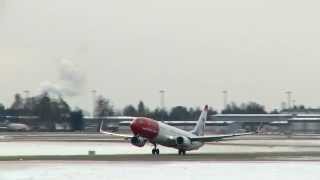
[1, 133, 320, 179]
[1, 133, 320, 161]
[1, 161, 320, 180]
[0, 140, 320, 161]
[1, 140, 320, 156]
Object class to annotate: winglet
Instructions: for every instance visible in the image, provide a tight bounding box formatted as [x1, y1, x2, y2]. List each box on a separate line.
[98, 120, 104, 133]
[98, 119, 133, 139]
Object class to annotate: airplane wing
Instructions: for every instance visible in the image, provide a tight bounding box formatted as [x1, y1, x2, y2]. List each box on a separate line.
[163, 121, 234, 126]
[99, 120, 133, 140]
[189, 132, 254, 142]
[100, 130, 133, 140]
[84, 116, 135, 121]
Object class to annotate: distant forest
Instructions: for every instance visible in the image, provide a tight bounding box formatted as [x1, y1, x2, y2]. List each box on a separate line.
[0, 92, 311, 131]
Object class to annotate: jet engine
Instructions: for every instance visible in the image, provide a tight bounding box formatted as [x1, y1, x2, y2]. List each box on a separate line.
[176, 136, 191, 148]
[131, 136, 147, 147]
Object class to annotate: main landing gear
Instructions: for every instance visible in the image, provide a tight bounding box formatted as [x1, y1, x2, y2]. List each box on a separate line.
[152, 144, 160, 155]
[178, 149, 186, 156]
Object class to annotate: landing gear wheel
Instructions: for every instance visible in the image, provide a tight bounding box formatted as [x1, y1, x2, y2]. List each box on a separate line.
[178, 149, 186, 156]
[152, 148, 160, 155]
[152, 144, 160, 155]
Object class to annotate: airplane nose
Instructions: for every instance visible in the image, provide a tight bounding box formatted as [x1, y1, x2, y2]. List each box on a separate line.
[130, 118, 159, 140]
[130, 118, 140, 135]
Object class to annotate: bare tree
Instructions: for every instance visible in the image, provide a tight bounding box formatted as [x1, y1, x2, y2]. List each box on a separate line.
[94, 95, 114, 117]
[123, 105, 138, 116]
[11, 93, 24, 110]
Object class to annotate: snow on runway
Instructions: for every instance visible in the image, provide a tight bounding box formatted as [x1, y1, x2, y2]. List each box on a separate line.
[1, 161, 320, 180]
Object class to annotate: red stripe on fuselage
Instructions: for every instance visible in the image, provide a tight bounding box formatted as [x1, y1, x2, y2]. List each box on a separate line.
[130, 117, 159, 140]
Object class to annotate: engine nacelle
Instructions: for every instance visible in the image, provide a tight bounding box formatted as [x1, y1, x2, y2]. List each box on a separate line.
[131, 136, 147, 147]
[176, 136, 191, 148]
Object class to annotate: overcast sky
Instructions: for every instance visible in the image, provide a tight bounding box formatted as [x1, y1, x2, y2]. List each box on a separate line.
[1, 0, 320, 112]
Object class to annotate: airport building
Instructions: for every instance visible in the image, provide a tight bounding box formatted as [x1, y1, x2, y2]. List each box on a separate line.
[210, 114, 320, 134]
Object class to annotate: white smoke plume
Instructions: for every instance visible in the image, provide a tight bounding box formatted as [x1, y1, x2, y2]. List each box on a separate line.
[39, 81, 62, 97]
[38, 59, 86, 97]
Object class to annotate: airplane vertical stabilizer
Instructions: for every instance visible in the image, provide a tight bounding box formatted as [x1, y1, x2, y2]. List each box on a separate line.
[191, 105, 208, 136]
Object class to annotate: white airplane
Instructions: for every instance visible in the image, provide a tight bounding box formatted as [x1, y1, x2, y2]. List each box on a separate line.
[7, 123, 31, 131]
[99, 105, 254, 155]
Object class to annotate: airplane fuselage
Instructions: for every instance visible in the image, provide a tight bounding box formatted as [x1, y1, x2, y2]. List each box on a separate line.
[99, 105, 253, 155]
[130, 117, 204, 151]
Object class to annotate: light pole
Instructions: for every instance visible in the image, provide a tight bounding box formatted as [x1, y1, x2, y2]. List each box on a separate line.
[160, 90, 165, 110]
[23, 90, 30, 109]
[91, 90, 97, 117]
[285, 91, 292, 109]
[292, 99, 296, 108]
[222, 90, 228, 109]
[159, 90, 165, 121]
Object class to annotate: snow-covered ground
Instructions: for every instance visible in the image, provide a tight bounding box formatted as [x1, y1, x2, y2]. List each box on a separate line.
[0, 141, 319, 156]
[224, 139, 320, 146]
[0, 161, 320, 180]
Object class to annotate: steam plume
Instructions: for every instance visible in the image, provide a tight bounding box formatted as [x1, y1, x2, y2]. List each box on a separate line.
[39, 59, 86, 97]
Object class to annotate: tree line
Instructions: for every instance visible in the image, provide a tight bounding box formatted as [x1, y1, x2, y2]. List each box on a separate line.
[0, 93, 76, 131]
[92, 95, 218, 121]
[0, 92, 302, 131]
